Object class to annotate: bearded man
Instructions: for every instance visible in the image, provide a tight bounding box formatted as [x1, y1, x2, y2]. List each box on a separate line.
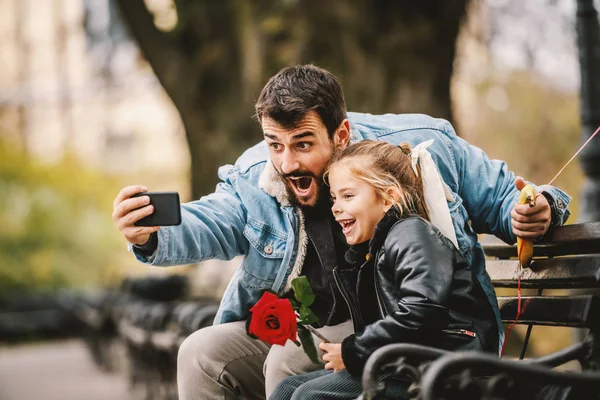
[112, 64, 571, 400]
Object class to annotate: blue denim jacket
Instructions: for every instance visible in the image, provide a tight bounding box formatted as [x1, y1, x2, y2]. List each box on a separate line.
[133, 112, 571, 347]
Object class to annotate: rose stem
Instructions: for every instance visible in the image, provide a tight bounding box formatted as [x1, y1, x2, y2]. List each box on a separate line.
[301, 323, 331, 343]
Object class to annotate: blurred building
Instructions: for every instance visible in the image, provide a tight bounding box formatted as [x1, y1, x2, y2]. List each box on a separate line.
[0, 0, 189, 175]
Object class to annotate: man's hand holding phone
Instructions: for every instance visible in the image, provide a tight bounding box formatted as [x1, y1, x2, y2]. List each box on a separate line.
[112, 186, 181, 246]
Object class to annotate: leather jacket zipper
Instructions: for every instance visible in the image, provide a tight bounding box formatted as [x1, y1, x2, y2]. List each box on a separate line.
[373, 273, 388, 317]
[372, 250, 388, 317]
[442, 328, 477, 338]
[333, 267, 361, 328]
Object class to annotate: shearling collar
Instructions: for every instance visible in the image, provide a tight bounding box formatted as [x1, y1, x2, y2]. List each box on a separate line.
[258, 158, 307, 291]
[258, 158, 292, 206]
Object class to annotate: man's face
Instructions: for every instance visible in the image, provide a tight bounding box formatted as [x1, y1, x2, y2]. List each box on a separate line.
[262, 111, 349, 208]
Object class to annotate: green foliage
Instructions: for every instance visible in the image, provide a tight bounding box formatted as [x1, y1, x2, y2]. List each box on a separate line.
[0, 140, 127, 294]
[291, 275, 315, 307]
[298, 325, 320, 364]
[455, 70, 583, 222]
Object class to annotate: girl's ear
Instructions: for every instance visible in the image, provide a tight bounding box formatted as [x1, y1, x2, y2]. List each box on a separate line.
[382, 187, 401, 212]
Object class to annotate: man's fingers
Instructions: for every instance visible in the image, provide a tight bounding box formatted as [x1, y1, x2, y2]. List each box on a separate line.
[511, 207, 549, 223]
[113, 185, 147, 209]
[124, 225, 160, 238]
[513, 203, 550, 217]
[515, 176, 526, 191]
[121, 205, 154, 228]
[113, 195, 152, 222]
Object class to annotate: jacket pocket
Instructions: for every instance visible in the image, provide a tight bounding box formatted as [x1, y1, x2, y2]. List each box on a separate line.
[243, 218, 287, 258]
[241, 218, 287, 285]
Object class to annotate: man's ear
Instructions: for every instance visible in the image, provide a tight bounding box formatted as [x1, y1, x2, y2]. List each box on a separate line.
[333, 119, 351, 149]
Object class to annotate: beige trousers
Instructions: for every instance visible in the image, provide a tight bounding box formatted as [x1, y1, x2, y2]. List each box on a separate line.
[176, 319, 354, 400]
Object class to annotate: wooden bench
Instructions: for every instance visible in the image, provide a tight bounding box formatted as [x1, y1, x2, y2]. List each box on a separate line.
[360, 222, 600, 400]
[74, 275, 220, 399]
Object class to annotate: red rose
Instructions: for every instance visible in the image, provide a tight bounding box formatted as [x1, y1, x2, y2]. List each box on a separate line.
[248, 292, 297, 346]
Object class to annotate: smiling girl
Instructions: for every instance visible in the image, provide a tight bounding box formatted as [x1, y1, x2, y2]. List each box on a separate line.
[270, 140, 499, 400]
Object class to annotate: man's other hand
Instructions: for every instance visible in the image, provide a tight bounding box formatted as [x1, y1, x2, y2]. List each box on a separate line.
[510, 177, 551, 239]
[112, 185, 160, 245]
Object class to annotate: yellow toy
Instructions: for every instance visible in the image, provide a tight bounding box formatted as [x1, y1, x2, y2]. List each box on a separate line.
[516, 184, 538, 267]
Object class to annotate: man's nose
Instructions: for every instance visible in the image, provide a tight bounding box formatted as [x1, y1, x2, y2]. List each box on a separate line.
[280, 149, 300, 175]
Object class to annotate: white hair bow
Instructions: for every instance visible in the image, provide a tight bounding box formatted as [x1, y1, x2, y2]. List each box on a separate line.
[410, 139, 459, 250]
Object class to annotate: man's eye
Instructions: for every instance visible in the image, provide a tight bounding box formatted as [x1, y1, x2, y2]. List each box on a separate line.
[269, 143, 282, 151]
[298, 142, 312, 150]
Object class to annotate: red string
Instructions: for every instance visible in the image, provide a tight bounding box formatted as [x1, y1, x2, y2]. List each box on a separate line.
[500, 239, 525, 357]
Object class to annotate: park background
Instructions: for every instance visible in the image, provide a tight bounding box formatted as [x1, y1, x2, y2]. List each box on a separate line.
[1, 0, 599, 399]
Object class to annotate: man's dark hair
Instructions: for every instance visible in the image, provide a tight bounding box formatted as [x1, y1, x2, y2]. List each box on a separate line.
[254, 64, 347, 138]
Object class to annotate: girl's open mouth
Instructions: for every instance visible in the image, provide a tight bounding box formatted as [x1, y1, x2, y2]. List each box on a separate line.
[338, 219, 356, 235]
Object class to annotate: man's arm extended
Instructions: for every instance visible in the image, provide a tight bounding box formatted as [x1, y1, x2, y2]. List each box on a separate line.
[114, 166, 250, 266]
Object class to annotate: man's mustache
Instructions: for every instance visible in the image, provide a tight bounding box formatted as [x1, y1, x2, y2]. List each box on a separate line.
[280, 171, 317, 179]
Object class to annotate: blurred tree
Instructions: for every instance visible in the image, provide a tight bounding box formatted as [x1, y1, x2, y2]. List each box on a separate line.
[115, 0, 469, 198]
[0, 139, 127, 293]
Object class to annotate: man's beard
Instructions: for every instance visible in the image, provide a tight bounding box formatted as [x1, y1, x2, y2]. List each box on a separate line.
[279, 145, 340, 209]
[283, 176, 330, 209]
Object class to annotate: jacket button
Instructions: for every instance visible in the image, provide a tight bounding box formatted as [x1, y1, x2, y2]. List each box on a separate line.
[264, 245, 273, 255]
[557, 199, 564, 209]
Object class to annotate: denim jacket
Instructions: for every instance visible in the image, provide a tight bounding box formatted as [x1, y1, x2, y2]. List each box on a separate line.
[132, 112, 571, 347]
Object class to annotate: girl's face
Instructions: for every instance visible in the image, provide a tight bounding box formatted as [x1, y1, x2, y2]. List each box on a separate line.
[329, 163, 392, 245]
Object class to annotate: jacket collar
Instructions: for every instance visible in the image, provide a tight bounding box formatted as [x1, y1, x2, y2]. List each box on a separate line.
[258, 158, 292, 206]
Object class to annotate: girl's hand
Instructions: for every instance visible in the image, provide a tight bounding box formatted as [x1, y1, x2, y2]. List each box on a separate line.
[320, 342, 346, 372]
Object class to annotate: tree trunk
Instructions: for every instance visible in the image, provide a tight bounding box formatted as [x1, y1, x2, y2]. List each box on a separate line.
[115, 0, 469, 198]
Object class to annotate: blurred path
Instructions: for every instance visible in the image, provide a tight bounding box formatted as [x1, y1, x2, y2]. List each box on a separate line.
[0, 339, 131, 400]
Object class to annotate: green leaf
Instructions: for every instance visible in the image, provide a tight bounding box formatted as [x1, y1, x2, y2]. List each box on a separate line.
[298, 304, 319, 325]
[298, 325, 320, 364]
[291, 276, 315, 307]
[245, 317, 258, 339]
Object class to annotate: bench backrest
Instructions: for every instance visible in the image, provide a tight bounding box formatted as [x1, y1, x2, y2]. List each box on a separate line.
[483, 222, 600, 329]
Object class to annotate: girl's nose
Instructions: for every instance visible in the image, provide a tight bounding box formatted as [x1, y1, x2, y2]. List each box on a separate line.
[331, 203, 342, 215]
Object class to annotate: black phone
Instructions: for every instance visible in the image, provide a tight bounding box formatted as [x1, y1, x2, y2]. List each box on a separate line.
[131, 191, 182, 226]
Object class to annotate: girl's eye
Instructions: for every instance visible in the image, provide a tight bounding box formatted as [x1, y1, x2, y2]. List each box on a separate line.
[343, 194, 353, 200]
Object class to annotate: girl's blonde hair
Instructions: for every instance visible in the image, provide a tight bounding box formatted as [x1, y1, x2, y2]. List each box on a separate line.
[325, 140, 430, 220]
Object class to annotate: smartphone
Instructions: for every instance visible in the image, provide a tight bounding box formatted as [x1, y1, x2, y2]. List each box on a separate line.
[131, 191, 182, 226]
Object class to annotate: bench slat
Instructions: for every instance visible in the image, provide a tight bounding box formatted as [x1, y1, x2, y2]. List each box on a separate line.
[497, 295, 600, 328]
[486, 256, 600, 289]
[484, 241, 600, 259]
[482, 222, 600, 259]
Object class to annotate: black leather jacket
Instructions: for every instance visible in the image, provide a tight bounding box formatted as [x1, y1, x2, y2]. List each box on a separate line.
[337, 211, 499, 377]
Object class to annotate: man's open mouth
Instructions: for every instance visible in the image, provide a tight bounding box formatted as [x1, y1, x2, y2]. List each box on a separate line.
[338, 219, 356, 235]
[288, 176, 314, 195]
